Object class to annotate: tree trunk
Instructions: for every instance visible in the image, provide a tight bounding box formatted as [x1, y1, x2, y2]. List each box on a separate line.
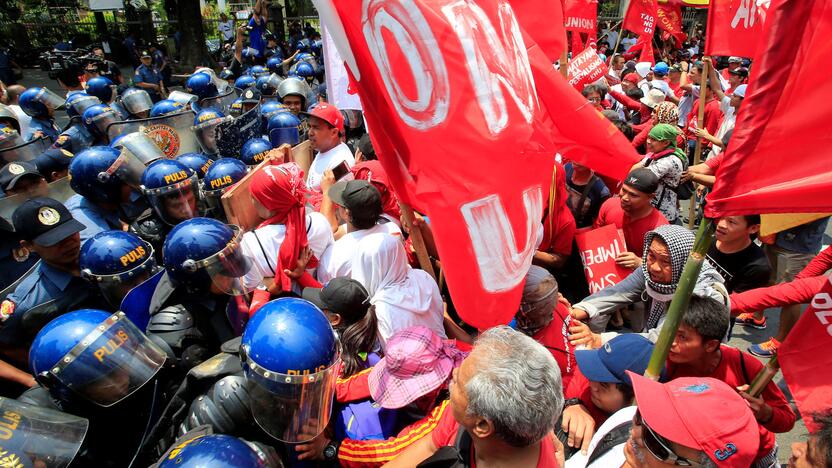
[94, 11, 109, 37]
[177, 0, 214, 69]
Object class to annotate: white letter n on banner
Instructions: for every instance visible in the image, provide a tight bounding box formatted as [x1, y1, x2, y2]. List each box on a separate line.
[460, 187, 542, 293]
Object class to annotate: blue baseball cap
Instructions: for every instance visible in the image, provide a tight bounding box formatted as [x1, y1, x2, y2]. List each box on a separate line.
[574, 334, 654, 386]
[652, 62, 669, 76]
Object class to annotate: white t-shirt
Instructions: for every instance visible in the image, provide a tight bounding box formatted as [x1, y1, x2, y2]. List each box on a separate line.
[317, 222, 402, 284]
[306, 142, 355, 193]
[565, 406, 635, 468]
[621, 37, 637, 51]
[241, 212, 334, 292]
[711, 96, 736, 155]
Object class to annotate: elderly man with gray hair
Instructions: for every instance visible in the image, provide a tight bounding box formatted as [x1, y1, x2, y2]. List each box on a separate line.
[385, 326, 565, 467]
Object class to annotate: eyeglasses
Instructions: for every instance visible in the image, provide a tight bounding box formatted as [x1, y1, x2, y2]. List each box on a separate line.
[587, 97, 601, 103]
[634, 411, 700, 466]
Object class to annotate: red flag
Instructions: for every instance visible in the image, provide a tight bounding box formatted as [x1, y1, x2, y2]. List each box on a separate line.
[313, 0, 640, 328]
[623, 0, 658, 36]
[778, 275, 832, 432]
[624, 34, 656, 64]
[564, 0, 598, 34]
[656, 1, 687, 47]
[704, 0, 771, 58]
[567, 46, 608, 90]
[705, 0, 832, 218]
[509, 0, 567, 61]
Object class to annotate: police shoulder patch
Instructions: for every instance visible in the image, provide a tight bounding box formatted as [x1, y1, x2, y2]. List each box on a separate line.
[0, 300, 15, 322]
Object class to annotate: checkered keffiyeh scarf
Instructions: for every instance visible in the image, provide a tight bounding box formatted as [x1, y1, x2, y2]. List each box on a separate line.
[642, 225, 695, 329]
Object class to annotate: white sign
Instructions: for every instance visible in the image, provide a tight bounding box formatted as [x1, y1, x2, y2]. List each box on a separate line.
[89, 0, 124, 10]
[322, 24, 363, 111]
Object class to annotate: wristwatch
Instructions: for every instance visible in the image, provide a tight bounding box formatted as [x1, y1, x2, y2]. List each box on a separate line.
[323, 440, 339, 461]
[563, 398, 585, 408]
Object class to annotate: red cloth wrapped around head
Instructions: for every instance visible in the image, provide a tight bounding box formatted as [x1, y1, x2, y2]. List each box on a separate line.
[351, 160, 401, 221]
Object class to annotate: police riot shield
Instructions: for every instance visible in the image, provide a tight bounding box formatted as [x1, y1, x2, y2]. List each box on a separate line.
[0, 133, 51, 163]
[0, 177, 75, 228]
[215, 104, 261, 158]
[119, 269, 168, 331]
[105, 110, 201, 159]
[199, 88, 236, 114]
[0, 397, 88, 468]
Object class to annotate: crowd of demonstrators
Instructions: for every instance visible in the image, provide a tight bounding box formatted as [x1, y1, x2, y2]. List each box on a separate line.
[0, 9, 829, 468]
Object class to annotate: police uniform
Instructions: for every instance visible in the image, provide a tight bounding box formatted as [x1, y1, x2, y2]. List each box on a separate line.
[134, 63, 163, 102]
[25, 117, 60, 142]
[65, 193, 123, 242]
[52, 122, 96, 154]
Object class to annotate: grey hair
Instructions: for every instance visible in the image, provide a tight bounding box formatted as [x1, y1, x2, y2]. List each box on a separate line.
[681, 295, 729, 343]
[465, 326, 564, 447]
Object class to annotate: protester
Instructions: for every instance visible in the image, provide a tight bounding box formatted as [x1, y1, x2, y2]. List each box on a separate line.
[634, 124, 687, 223]
[788, 410, 832, 467]
[535, 162, 576, 272]
[707, 215, 771, 294]
[385, 326, 564, 467]
[305, 103, 355, 195]
[564, 162, 610, 228]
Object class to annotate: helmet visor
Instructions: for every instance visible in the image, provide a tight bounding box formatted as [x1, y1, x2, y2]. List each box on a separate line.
[70, 96, 100, 118]
[0, 132, 49, 163]
[83, 252, 158, 309]
[244, 356, 340, 443]
[121, 91, 153, 115]
[35, 88, 67, 110]
[146, 174, 202, 226]
[194, 119, 225, 155]
[185, 226, 262, 295]
[167, 91, 198, 107]
[45, 312, 166, 407]
[0, 398, 89, 468]
[90, 110, 119, 136]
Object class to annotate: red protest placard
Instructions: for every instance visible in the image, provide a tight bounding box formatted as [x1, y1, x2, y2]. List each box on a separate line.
[575, 224, 631, 294]
[567, 47, 608, 90]
[564, 0, 598, 34]
[623, 0, 658, 36]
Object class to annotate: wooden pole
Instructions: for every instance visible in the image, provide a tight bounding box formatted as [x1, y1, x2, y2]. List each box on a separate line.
[598, 20, 623, 42]
[687, 59, 709, 229]
[399, 203, 437, 282]
[559, 51, 569, 78]
[644, 219, 716, 380]
[610, 24, 625, 64]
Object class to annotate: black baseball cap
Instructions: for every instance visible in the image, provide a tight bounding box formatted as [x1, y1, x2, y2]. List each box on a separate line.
[34, 149, 73, 178]
[356, 134, 376, 159]
[12, 197, 85, 246]
[0, 161, 43, 191]
[140, 50, 152, 58]
[241, 88, 262, 105]
[328, 179, 382, 220]
[302, 277, 371, 317]
[623, 168, 660, 194]
[729, 67, 749, 78]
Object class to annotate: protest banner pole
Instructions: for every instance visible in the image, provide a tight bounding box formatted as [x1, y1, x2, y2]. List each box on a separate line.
[748, 355, 780, 397]
[687, 59, 710, 230]
[609, 24, 625, 64]
[598, 20, 622, 42]
[644, 218, 715, 380]
[399, 202, 437, 282]
[560, 51, 569, 78]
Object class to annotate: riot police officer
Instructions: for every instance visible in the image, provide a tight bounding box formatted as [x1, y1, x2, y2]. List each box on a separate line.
[185, 72, 219, 102]
[79, 230, 158, 309]
[235, 75, 257, 91]
[256, 74, 283, 98]
[134, 50, 165, 103]
[150, 99, 187, 118]
[81, 103, 120, 145]
[250, 65, 269, 79]
[267, 112, 302, 147]
[176, 152, 214, 180]
[131, 159, 201, 255]
[154, 433, 281, 467]
[18, 87, 64, 142]
[294, 61, 317, 87]
[86, 76, 128, 119]
[267, 56, 284, 76]
[276, 78, 313, 117]
[192, 108, 230, 158]
[202, 158, 248, 222]
[0, 397, 89, 467]
[0, 198, 104, 368]
[120, 87, 154, 120]
[25, 308, 175, 467]
[260, 100, 287, 134]
[240, 138, 273, 168]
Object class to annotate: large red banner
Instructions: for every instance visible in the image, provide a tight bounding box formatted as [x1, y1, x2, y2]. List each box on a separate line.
[657, 1, 687, 46]
[779, 275, 832, 432]
[564, 0, 598, 34]
[704, 0, 770, 58]
[313, 0, 640, 328]
[568, 47, 608, 90]
[705, 0, 832, 218]
[623, 0, 658, 36]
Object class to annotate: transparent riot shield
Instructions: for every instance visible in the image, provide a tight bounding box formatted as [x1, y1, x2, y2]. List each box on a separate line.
[105, 110, 201, 159]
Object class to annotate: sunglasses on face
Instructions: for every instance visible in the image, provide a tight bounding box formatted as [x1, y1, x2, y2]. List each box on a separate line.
[634, 411, 701, 466]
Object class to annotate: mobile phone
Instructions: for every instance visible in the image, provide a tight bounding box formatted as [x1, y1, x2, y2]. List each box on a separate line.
[332, 161, 350, 180]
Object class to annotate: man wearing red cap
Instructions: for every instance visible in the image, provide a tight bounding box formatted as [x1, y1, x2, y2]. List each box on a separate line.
[623, 374, 761, 468]
[305, 103, 355, 195]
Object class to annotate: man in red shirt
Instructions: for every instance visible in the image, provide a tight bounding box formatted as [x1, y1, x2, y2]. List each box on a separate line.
[684, 80, 723, 152]
[385, 327, 564, 467]
[594, 168, 668, 270]
[665, 295, 796, 466]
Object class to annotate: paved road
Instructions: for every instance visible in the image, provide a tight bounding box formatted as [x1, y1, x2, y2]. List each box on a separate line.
[15, 66, 828, 465]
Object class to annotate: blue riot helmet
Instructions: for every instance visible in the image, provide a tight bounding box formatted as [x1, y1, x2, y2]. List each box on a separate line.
[311, 39, 323, 56]
[69, 146, 132, 203]
[163, 217, 261, 295]
[241, 47, 259, 66]
[266, 56, 283, 75]
[315, 82, 327, 102]
[201, 158, 247, 220]
[141, 159, 201, 226]
[219, 68, 235, 83]
[255, 74, 282, 97]
[295, 61, 315, 84]
[176, 152, 214, 179]
[229, 97, 244, 117]
[65, 93, 100, 120]
[239, 138, 272, 167]
[30, 309, 167, 407]
[86, 76, 117, 103]
[260, 100, 286, 119]
[82, 104, 119, 141]
[249, 65, 269, 79]
[0, 398, 89, 468]
[267, 112, 301, 147]
[191, 108, 229, 156]
[297, 38, 312, 53]
[20, 87, 65, 118]
[119, 88, 154, 119]
[80, 230, 157, 307]
[150, 99, 186, 118]
[295, 52, 313, 64]
[234, 75, 256, 90]
[157, 434, 278, 468]
[240, 298, 340, 443]
[186, 72, 219, 101]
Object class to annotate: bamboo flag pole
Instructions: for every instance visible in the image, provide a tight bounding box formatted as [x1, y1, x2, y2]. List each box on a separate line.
[748, 355, 780, 397]
[644, 219, 716, 380]
[399, 202, 437, 282]
[687, 59, 710, 229]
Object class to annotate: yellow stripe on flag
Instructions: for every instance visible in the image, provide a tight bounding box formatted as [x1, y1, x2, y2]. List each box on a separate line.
[760, 213, 832, 238]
